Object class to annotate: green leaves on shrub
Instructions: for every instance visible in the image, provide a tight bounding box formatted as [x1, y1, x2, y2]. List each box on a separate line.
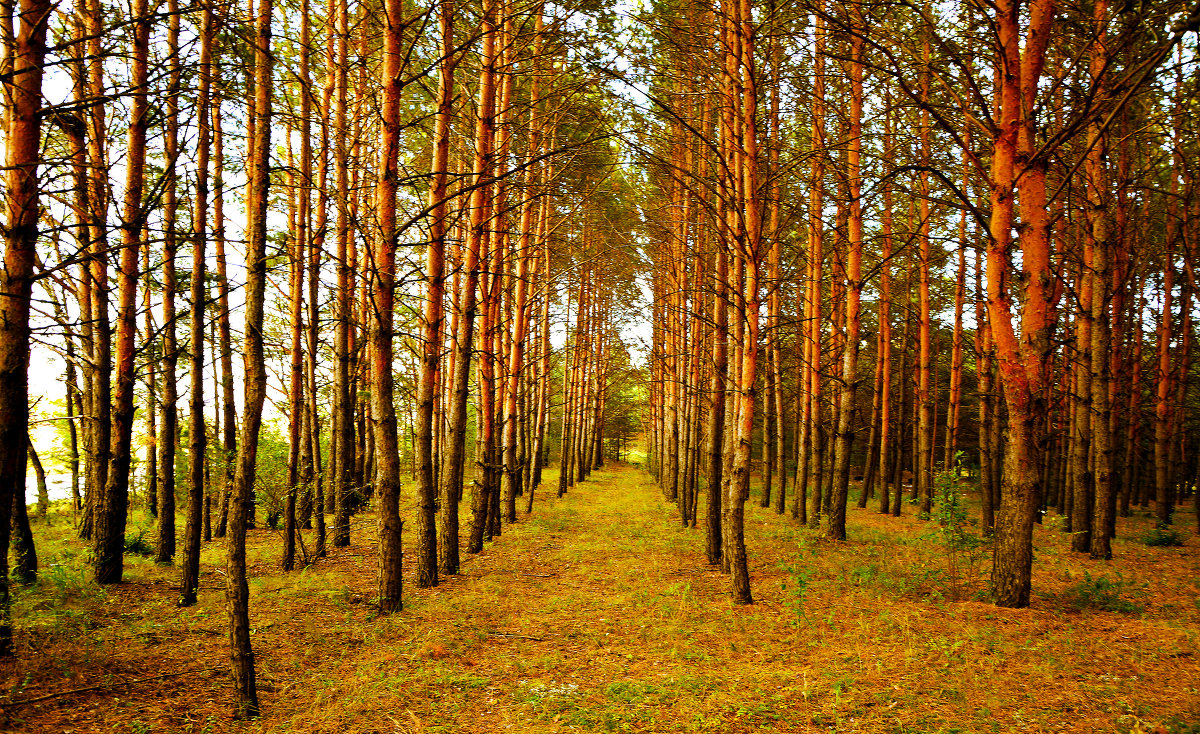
[1061, 573, 1141, 613]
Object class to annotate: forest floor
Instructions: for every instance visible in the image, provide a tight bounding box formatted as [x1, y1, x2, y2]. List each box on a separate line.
[3, 462, 1200, 733]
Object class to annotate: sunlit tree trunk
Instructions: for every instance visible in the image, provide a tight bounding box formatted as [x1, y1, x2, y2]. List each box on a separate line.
[503, 10, 542, 524]
[796, 3, 825, 527]
[80, 0, 111, 544]
[916, 27, 934, 518]
[419, 0, 455, 580]
[1070, 250, 1094, 552]
[227, 0, 274, 714]
[372, 0, 409, 608]
[987, 0, 1057, 608]
[0, 0, 50, 653]
[282, 0, 312, 572]
[1154, 256, 1175, 526]
[944, 120, 970, 474]
[827, 4, 863, 541]
[1083, 0, 1115, 560]
[142, 237, 157, 519]
[877, 99, 895, 516]
[331, 0, 354, 548]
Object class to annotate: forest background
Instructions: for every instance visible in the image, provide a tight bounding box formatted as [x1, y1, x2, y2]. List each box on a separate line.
[1, 0, 1200, 726]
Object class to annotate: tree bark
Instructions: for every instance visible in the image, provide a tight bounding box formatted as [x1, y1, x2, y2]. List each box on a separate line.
[373, 0, 409, 608]
[418, 0, 455, 581]
[226, 0, 273, 714]
[180, 0, 213, 604]
[827, 5, 863, 541]
[96, 0, 151, 584]
[0, 0, 50, 654]
[155, 1, 182, 565]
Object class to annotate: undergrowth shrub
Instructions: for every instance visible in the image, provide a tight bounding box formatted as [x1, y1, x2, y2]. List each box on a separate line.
[1061, 573, 1142, 613]
[123, 529, 154, 557]
[931, 456, 992, 601]
[1140, 527, 1186, 547]
[778, 561, 812, 626]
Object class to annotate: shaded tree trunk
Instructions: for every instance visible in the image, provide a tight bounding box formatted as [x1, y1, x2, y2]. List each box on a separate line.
[181, 0, 213, 605]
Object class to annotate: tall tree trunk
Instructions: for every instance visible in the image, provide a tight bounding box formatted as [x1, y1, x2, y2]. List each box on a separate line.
[1154, 256, 1175, 526]
[419, 0, 454, 581]
[181, 0, 213, 604]
[877, 102, 895, 516]
[331, 0, 353, 548]
[282, 1, 311, 573]
[155, 1, 182, 565]
[944, 130, 969, 474]
[916, 30, 934, 518]
[827, 6, 863, 541]
[96, 0, 151, 583]
[80, 0, 111, 545]
[143, 238, 157, 520]
[0, 0, 50, 654]
[227, 0, 273, 714]
[987, 0, 1056, 608]
[450, 0, 496, 558]
[1085, 0, 1115, 560]
[503, 16, 542, 525]
[213, 99, 236, 541]
[373, 0, 408, 608]
[1071, 256, 1094, 552]
[803, 1, 825, 528]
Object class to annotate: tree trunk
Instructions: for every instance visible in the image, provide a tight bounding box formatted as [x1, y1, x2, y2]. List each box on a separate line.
[96, 0, 151, 584]
[916, 34, 934, 519]
[213, 98, 236, 541]
[0, 0, 50, 654]
[418, 0, 454, 581]
[11, 470, 37, 584]
[705, 255, 728, 565]
[987, 0, 1056, 608]
[155, 3, 181, 565]
[226, 0, 273, 714]
[451, 0, 496, 557]
[180, 0, 213, 605]
[827, 5, 863, 541]
[28, 436, 48, 520]
[331, 0, 353, 548]
[373, 0, 409, 608]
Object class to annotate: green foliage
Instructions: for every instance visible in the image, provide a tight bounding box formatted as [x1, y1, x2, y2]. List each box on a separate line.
[42, 554, 97, 603]
[124, 529, 155, 557]
[779, 560, 813, 625]
[252, 426, 292, 526]
[1140, 527, 1186, 547]
[932, 457, 991, 600]
[1061, 573, 1142, 613]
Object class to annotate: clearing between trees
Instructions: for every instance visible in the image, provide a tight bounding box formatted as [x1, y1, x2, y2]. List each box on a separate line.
[4, 463, 1200, 733]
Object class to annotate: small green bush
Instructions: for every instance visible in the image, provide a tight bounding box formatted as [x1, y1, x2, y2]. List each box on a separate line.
[1141, 527, 1186, 547]
[124, 529, 155, 557]
[1062, 573, 1141, 613]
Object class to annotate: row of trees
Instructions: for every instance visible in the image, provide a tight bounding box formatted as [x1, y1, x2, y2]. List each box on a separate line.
[640, 0, 1200, 607]
[1, 0, 644, 716]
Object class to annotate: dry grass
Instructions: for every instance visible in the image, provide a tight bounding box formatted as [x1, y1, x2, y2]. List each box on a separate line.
[3, 464, 1199, 733]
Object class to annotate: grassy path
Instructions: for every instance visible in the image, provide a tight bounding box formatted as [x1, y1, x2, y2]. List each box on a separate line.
[257, 464, 1200, 734]
[8, 463, 1200, 733]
